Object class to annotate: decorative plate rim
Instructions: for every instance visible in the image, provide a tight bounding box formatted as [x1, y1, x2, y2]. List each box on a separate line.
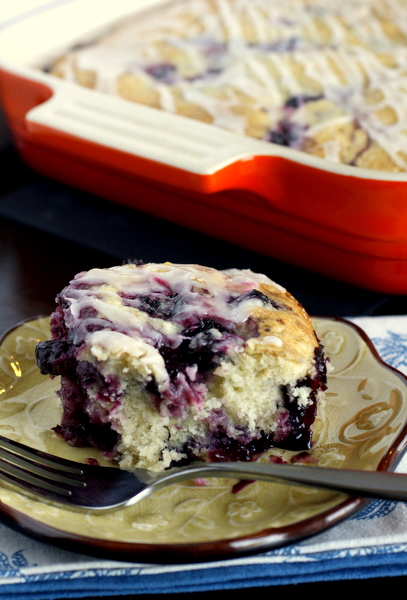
[0, 315, 406, 564]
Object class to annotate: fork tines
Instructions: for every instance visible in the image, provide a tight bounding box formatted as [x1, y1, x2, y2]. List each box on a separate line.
[0, 435, 85, 500]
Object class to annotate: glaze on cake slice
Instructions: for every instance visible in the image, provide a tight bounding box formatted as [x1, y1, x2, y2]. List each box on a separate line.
[36, 262, 327, 471]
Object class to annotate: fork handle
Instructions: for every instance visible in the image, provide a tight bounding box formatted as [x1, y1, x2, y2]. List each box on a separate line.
[153, 461, 407, 501]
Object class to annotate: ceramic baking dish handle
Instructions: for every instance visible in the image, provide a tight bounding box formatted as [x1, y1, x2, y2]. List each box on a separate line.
[24, 86, 301, 197]
[25, 83, 407, 245]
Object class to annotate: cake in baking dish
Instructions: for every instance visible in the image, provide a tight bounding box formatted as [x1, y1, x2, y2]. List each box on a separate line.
[48, 0, 407, 172]
[35, 262, 327, 472]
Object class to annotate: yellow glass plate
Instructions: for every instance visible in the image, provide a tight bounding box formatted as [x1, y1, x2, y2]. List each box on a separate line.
[0, 316, 406, 563]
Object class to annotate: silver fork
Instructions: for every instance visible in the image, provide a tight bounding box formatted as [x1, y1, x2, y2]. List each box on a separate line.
[1, 434, 407, 511]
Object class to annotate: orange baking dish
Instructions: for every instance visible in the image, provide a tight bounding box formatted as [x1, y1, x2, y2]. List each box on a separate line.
[0, 0, 407, 293]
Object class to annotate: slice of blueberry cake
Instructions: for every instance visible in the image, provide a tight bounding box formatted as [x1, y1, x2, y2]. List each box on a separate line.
[36, 262, 327, 471]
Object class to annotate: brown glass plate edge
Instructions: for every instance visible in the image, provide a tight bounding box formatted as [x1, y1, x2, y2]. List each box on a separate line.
[0, 315, 406, 565]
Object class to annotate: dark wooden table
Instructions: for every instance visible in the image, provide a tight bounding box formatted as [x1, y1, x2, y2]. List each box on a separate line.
[0, 145, 405, 598]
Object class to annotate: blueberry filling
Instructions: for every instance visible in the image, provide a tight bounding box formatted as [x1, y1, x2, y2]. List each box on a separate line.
[36, 342, 120, 450]
[161, 318, 230, 378]
[146, 318, 236, 415]
[229, 289, 290, 311]
[284, 94, 323, 108]
[278, 345, 327, 449]
[119, 290, 180, 320]
[53, 375, 118, 452]
[48, 304, 70, 342]
[268, 119, 301, 146]
[36, 340, 76, 377]
[144, 63, 177, 83]
[229, 289, 271, 305]
[176, 431, 277, 465]
[266, 95, 324, 149]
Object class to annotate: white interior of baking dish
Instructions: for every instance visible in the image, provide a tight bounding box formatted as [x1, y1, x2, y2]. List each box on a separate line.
[0, 0, 406, 181]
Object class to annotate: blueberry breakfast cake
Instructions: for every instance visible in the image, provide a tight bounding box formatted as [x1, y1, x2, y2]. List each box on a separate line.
[48, 0, 407, 171]
[35, 262, 327, 471]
